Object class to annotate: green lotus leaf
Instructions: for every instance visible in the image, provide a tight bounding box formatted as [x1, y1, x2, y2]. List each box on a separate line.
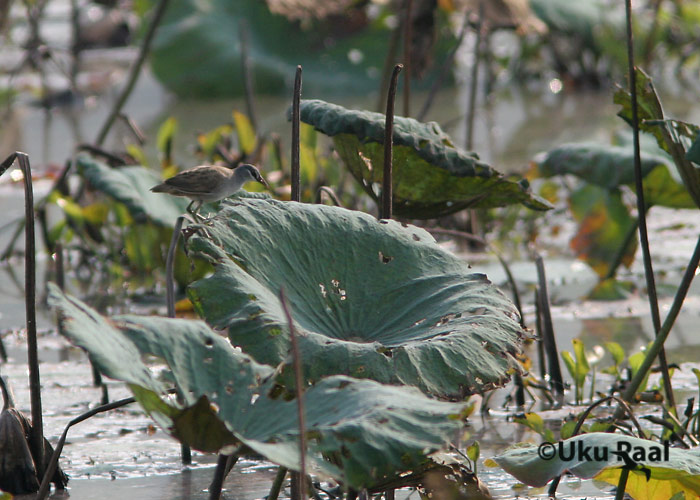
[48, 284, 467, 489]
[186, 196, 525, 398]
[78, 156, 188, 227]
[494, 433, 700, 500]
[295, 99, 552, 218]
[536, 142, 696, 208]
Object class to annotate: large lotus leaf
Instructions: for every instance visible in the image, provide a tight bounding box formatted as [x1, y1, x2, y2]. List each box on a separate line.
[494, 433, 700, 500]
[186, 196, 525, 398]
[535, 143, 695, 208]
[296, 99, 552, 218]
[78, 156, 188, 227]
[48, 284, 467, 489]
[149, 1, 452, 97]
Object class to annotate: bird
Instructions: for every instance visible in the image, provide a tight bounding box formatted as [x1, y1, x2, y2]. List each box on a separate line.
[150, 163, 269, 220]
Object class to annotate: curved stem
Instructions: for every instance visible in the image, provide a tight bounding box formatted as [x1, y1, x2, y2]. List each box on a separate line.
[381, 64, 403, 220]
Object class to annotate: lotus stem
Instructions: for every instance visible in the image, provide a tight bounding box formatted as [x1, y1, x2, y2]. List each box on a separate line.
[291, 65, 302, 202]
[267, 467, 288, 500]
[534, 255, 565, 397]
[614, 468, 630, 500]
[37, 396, 137, 499]
[0, 153, 45, 477]
[382, 64, 402, 220]
[623, 0, 676, 412]
[280, 289, 307, 499]
[208, 452, 240, 500]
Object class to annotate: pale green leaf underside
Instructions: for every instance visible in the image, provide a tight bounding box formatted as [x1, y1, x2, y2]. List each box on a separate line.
[296, 99, 552, 218]
[187, 196, 525, 398]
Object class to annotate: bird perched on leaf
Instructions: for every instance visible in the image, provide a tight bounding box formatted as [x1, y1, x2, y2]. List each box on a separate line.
[151, 163, 268, 220]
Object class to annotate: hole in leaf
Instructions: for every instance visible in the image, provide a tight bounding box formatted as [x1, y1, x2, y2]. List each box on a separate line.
[225, 384, 234, 395]
[204, 337, 214, 347]
[412, 234, 420, 241]
[318, 283, 327, 298]
[378, 251, 393, 264]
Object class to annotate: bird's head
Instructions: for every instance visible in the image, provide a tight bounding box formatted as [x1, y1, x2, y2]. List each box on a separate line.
[237, 163, 269, 190]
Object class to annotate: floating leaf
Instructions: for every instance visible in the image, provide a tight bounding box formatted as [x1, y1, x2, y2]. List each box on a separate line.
[48, 285, 467, 489]
[495, 433, 700, 500]
[295, 99, 551, 218]
[187, 195, 525, 398]
[78, 155, 188, 227]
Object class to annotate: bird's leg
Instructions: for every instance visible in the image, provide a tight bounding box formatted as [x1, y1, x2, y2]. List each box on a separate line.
[186, 200, 206, 222]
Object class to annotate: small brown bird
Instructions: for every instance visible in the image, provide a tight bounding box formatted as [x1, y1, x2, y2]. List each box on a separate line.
[150, 163, 268, 219]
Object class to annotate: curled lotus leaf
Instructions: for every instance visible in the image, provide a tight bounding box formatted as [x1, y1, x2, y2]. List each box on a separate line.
[187, 196, 526, 398]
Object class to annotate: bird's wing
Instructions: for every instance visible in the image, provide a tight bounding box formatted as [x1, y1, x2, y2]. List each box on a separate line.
[162, 166, 230, 195]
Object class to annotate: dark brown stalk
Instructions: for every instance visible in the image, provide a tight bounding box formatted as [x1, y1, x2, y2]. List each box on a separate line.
[0, 153, 45, 478]
[418, 11, 470, 121]
[69, 0, 80, 91]
[465, 3, 484, 151]
[534, 255, 564, 396]
[382, 64, 403, 220]
[291, 65, 302, 203]
[614, 468, 630, 500]
[164, 215, 191, 464]
[208, 452, 241, 500]
[37, 396, 137, 499]
[95, 0, 171, 146]
[401, 0, 413, 117]
[239, 20, 258, 131]
[54, 242, 65, 290]
[624, 0, 675, 411]
[279, 289, 307, 500]
[166, 216, 185, 318]
[534, 288, 546, 382]
[267, 467, 288, 500]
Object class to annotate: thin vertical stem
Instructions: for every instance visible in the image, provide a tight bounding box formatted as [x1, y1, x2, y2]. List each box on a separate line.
[208, 452, 240, 500]
[382, 64, 403, 220]
[55, 241, 65, 290]
[624, 0, 675, 411]
[291, 65, 302, 203]
[279, 289, 306, 500]
[267, 467, 288, 500]
[534, 255, 565, 396]
[614, 468, 630, 500]
[401, 0, 413, 117]
[165, 215, 191, 465]
[16, 153, 45, 477]
[239, 20, 258, 131]
[465, 3, 484, 151]
[95, 0, 171, 146]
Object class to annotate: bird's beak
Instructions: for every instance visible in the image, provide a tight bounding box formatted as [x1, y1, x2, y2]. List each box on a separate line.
[259, 176, 270, 190]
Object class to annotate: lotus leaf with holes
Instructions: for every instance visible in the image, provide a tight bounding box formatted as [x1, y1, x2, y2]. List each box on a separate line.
[186, 195, 525, 398]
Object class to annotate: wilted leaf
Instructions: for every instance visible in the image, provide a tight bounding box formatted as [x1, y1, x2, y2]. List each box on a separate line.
[48, 285, 468, 489]
[569, 185, 637, 278]
[296, 99, 552, 218]
[187, 195, 525, 398]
